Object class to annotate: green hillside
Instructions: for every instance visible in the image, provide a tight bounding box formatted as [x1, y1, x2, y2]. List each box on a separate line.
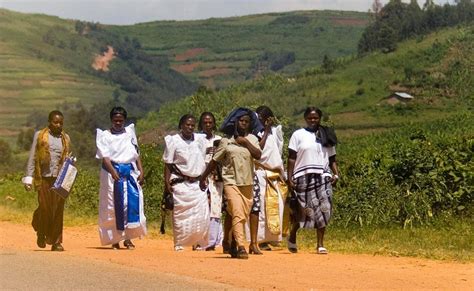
[110, 10, 369, 88]
[0, 9, 117, 140]
[140, 25, 473, 138]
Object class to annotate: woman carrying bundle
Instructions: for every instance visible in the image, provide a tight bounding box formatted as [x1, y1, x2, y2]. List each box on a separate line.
[200, 108, 262, 259]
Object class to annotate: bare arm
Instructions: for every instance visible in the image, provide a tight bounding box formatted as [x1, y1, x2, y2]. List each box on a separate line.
[136, 156, 144, 185]
[329, 155, 339, 185]
[287, 149, 297, 190]
[199, 160, 217, 190]
[102, 157, 120, 181]
[258, 119, 273, 149]
[164, 163, 173, 193]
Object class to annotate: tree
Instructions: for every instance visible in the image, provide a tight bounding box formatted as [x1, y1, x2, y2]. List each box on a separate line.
[372, 0, 384, 18]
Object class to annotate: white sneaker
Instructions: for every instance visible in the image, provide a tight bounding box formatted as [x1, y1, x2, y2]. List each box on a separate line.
[174, 245, 184, 251]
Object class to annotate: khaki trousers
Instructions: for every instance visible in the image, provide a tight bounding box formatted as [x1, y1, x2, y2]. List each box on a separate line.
[224, 185, 253, 247]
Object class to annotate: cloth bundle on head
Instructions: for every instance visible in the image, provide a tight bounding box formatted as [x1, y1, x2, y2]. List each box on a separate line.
[219, 107, 263, 137]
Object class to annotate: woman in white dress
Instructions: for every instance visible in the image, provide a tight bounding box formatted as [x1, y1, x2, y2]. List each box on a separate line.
[250, 106, 288, 253]
[163, 114, 210, 251]
[96, 106, 147, 250]
[198, 112, 224, 251]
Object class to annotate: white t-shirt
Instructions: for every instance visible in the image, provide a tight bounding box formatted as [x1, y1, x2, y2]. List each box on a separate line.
[162, 133, 207, 178]
[288, 128, 336, 180]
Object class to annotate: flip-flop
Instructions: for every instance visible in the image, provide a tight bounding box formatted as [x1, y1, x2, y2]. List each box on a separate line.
[317, 246, 328, 254]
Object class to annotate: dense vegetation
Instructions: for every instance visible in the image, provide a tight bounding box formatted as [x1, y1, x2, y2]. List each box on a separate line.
[358, 0, 474, 53]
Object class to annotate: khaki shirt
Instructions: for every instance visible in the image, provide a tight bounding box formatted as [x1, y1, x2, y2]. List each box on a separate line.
[213, 134, 260, 186]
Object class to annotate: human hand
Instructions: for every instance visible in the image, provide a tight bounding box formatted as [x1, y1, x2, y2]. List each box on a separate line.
[138, 173, 145, 186]
[199, 178, 208, 191]
[111, 170, 120, 182]
[234, 136, 248, 146]
[330, 175, 339, 185]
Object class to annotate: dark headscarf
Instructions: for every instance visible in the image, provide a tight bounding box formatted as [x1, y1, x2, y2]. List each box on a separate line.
[219, 107, 263, 137]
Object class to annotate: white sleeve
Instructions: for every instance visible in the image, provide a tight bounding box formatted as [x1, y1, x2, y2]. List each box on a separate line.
[95, 129, 109, 159]
[162, 135, 175, 164]
[25, 131, 39, 178]
[288, 131, 298, 152]
[274, 125, 284, 156]
[327, 146, 336, 157]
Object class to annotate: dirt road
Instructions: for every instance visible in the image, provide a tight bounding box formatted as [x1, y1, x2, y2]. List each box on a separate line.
[0, 221, 472, 290]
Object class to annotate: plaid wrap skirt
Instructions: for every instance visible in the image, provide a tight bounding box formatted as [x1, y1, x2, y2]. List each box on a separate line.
[291, 173, 332, 229]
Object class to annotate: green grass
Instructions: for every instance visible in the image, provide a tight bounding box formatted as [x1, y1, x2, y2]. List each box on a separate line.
[295, 220, 473, 262]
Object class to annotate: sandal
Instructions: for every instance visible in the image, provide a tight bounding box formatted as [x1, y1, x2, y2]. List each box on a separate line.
[317, 246, 328, 254]
[174, 245, 184, 251]
[123, 239, 135, 250]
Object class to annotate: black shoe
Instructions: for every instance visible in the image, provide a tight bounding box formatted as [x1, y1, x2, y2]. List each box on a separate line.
[236, 246, 248, 260]
[51, 243, 64, 252]
[205, 246, 215, 251]
[222, 242, 230, 254]
[36, 233, 46, 249]
[229, 239, 238, 258]
[123, 240, 135, 250]
[112, 243, 120, 250]
[258, 242, 272, 251]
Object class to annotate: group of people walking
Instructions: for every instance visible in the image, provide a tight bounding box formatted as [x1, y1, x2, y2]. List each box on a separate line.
[22, 105, 339, 259]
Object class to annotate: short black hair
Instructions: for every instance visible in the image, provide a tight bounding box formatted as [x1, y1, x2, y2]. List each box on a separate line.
[178, 114, 196, 129]
[198, 112, 217, 131]
[304, 106, 322, 118]
[255, 106, 274, 120]
[48, 110, 63, 122]
[110, 106, 127, 120]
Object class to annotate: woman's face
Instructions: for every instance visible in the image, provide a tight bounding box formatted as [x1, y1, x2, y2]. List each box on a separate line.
[111, 114, 125, 132]
[48, 114, 64, 135]
[304, 111, 321, 129]
[237, 115, 251, 133]
[201, 115, 215, 134]
[181, 118, 196, 137]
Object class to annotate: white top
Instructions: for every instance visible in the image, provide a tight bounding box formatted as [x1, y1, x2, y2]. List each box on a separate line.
[288, 128, 336, 180]
[96, 124, 139, 164]
[257, 125, 284, 171]
[163, 133, 207, 178]
[200, 133, 222, 164]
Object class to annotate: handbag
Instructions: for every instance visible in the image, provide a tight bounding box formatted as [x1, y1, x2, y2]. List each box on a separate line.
[51, 157, 77, 199]
[161, 189, 174, 211]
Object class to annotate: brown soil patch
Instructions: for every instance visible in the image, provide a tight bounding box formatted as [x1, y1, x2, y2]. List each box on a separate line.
[92, 46, 115, 72]
[171, 62, 203, 74]
[175, 48, 206, 61]
[198, 68, 232, 78]
[1, 221, 472, 290]
[0, 128, 19, 136]
[331, 17, 369, 26]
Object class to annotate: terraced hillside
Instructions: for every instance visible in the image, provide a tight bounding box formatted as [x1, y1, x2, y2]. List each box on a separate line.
[0, 9, 116, 141]
[111, 10, 369, 88]
[139, 25, 473, 140]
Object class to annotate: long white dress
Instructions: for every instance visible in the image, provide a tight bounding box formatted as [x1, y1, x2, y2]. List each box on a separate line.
[163, 133, 210, 248]
[96, 124, 147, 246]
[249, 125, 286, 243]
